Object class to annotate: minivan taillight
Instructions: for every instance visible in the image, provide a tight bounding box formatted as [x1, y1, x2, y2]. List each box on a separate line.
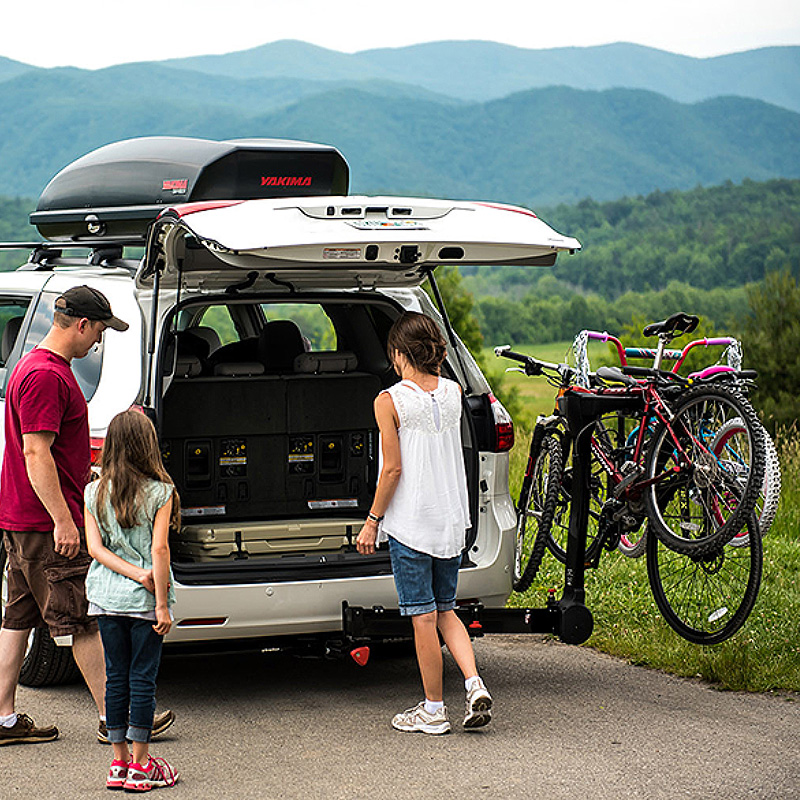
[90, 437, 104, 466]
[488, 393, 514, 452]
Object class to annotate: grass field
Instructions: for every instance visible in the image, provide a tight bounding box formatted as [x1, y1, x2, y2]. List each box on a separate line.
[492, 343, 800, 693]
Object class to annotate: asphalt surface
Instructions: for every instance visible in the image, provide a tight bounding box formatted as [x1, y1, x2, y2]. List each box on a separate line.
[1, 635, 798, 799]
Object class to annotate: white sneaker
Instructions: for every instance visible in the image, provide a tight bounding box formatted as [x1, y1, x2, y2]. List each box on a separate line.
[391, 702, 451, 735]
[464, 679, 492, 728]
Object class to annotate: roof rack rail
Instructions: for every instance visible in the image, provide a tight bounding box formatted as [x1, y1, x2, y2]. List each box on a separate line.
[0, 241, 142, 273]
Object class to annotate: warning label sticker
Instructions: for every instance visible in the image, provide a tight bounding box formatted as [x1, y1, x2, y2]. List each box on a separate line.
[323, 248, 361, 260]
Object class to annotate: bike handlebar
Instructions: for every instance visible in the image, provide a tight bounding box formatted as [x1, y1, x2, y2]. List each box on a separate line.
[494, 345, 574, 381]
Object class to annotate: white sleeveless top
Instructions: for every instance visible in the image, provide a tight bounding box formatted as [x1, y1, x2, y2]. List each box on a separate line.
[379, 377, 471, 558]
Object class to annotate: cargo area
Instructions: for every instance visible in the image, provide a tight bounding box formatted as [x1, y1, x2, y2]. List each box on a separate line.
[156, 296, 478, 584]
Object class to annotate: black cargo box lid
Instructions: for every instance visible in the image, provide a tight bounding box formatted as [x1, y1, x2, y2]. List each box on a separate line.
[31, 136, 349, 242]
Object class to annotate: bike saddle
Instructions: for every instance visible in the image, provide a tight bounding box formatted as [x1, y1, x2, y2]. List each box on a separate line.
[642, 312, 699, 339]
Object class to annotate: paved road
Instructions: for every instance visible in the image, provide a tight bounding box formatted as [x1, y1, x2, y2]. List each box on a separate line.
[1, 635, 798, 799]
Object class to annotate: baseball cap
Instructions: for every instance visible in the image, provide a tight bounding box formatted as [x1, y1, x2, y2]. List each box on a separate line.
[54, 285, 129, 332]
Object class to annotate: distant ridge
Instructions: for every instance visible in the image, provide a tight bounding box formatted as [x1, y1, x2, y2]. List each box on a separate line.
[160, 39, 800, 112]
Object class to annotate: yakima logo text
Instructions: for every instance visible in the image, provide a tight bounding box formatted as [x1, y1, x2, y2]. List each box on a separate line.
[261, 176, 313, 187]
[162, 179, 188, 193]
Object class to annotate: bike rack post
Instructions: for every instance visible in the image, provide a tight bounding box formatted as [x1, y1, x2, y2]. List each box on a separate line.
[557, 393, 597, 644]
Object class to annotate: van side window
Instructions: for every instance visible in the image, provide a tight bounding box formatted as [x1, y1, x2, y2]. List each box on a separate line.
[23, 291, 104, 402]
[196, 306, 237, 348]
[0, 296, 32, 395]
[261, 303, 336, 350]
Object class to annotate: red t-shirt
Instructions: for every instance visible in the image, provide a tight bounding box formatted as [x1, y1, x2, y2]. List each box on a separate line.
[0, 348, 90, 531]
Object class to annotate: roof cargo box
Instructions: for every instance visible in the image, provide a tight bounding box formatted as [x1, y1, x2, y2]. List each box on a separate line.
[30, 136, 349, 242]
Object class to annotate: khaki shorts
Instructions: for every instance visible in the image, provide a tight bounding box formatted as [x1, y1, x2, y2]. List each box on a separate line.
[2, 529, 97, 638]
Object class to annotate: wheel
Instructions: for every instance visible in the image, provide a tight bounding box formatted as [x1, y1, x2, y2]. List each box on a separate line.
[513, 432, 563, 591]
[1, 539, 81, 687]
[644, 386, 766, 557]
[546, 428, 608, 565]
[646, 514, 762, 644]
[712, 418, 781, 543]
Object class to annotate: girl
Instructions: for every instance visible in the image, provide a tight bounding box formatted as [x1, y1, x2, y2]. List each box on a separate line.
[356, 311, 492, 734]
[84, 409, 179, 791]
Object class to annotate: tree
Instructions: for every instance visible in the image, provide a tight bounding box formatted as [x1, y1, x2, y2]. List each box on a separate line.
[742, 269, 800, 432]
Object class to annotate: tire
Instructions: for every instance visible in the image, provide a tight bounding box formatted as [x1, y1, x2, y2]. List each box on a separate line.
[644, 386, 766, 557]
[1, 540, 82, 687]
[513, 432, 563, 591]
[712, 418, 781, 543]
[546, 428, 608, 565]
[646, 514, 762, 645]
[617, 524, 648, 558]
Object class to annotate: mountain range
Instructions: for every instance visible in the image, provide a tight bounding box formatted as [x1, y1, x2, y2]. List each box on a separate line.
[0, 40, 798, 208]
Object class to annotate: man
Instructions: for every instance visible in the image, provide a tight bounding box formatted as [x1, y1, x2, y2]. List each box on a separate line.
[0, 286, 173, 745]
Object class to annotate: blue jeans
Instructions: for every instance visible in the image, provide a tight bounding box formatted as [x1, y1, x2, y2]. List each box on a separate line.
[97, 615, 163, 743]
[388, 537, 461, 617]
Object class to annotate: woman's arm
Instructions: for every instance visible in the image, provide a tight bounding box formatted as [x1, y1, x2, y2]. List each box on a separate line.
[151, 497, 173, 635]
[356, 392, 402, 555]
[85, 505, 154, 593]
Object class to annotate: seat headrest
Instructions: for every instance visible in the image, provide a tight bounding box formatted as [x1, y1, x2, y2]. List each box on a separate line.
[175, 330, 211, 361]
[1, 316, 24, 364]
[259, 320, 308, 373]
[190, 326, 222, 354]
[175, 355, 202, 378]
[214, 361, 266, 377]
[293, 351, 358, 374]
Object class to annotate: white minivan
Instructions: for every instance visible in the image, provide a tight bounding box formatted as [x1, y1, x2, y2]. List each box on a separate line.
[0, 137, 580, 685]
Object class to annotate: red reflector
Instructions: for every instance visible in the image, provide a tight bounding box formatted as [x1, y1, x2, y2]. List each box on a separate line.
[350, 646, 370, 666]
[176, 618, 228, 627]
[468, 621, 483, 630]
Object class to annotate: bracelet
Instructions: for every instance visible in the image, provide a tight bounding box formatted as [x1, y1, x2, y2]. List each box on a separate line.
[367, 512, 384, 523]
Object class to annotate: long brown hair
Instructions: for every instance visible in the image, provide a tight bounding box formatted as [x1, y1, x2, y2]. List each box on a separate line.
[386, 311, 447, 376]
[96, 409, 181, 531]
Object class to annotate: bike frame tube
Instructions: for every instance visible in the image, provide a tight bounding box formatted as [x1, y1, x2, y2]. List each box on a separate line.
[673, 337, 737, 372]
[583, 330, 628, 366]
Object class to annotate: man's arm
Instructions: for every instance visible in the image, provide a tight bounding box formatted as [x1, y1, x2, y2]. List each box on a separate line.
[22, 431, 80, 559]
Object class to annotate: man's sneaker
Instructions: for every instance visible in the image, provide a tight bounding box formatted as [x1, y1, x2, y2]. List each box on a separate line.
[391, 701, 451, 735]
[0, 713, 58, 745]
[463, 678, 493, 729]
[106, 758, 129, 790]
[97, 710, 175, 744]
[122, 756, 179, 792]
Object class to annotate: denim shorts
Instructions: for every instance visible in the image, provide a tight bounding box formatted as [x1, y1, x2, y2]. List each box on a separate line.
[388, 536, 461, 617]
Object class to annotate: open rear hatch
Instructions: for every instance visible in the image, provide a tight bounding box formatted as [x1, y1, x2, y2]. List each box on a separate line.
[138, 195, 580, 291]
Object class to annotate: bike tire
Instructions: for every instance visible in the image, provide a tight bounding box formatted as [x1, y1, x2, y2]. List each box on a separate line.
[646, 514, 762, 645]
[644, 385, 766, 557]
[545, 431, 607, 566]
[712, 418, 781, 543]
[513, 432, 563, 592]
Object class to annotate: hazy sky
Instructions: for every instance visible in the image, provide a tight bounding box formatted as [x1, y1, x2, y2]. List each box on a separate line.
[2, 0, 798, 69]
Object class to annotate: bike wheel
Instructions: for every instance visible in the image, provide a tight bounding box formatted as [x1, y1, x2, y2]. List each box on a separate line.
[644, 385, 766, 557]
[713, 418, 781, 543]
[514, 432, 563, 591]
[646, 514, 762, 645]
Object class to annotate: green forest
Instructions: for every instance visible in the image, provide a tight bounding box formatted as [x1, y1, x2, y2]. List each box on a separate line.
[462, 178, 800, 345]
